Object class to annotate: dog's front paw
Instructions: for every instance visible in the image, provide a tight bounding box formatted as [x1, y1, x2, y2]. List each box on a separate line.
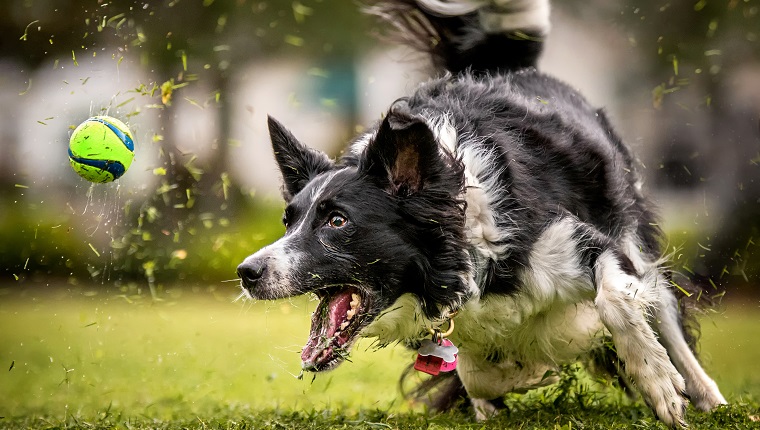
[688, 377, 728, 412]
[691, 392, 727, 413]
[647, 373, 688, 428]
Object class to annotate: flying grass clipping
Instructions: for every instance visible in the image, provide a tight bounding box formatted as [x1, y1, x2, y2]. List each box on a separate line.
[68, 115, 135, 183]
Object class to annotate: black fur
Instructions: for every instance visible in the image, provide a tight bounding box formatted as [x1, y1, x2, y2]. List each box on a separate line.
[364, 71, 652, 296]
[269, 116, 333, 201]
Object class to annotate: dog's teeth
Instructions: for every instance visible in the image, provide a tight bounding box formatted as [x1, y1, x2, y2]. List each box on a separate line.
[346, 308, 355, 320]
[350, 293, 361, 309]
[339, 321, 349, 330]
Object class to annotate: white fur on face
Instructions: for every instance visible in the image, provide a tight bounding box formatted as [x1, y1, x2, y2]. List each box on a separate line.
[239, 239, 305, 299]
[287, 169, 345, 237]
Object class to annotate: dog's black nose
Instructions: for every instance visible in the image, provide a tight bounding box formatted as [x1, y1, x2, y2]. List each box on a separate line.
[237, 260, 266, 288]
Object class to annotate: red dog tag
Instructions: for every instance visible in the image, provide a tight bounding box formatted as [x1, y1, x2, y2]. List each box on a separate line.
[414, 354, 444, 375]
[438, 338, 458, 372]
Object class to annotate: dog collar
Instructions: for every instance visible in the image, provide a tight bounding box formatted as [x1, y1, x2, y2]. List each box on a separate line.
[414, 315, 459, 375]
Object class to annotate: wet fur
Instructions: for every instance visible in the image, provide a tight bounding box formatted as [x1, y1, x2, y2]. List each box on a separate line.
[238, 0, 726, 427]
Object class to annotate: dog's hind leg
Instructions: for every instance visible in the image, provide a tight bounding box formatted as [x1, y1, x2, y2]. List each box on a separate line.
[585, 338, 638, 399]
[470, 398, 500, 422]
[593, 250, 687, 428]
[653, 284, 727, 411]
[457, 351, 559, 421]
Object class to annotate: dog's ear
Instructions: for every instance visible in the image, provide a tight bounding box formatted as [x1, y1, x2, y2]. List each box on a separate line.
[268, 115, 333, 201]
[361, 112, 444, 196]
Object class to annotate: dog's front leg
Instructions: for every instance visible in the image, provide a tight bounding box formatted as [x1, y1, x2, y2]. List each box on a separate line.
[654, 284, 727, 411]
[594, 250, 687, 428]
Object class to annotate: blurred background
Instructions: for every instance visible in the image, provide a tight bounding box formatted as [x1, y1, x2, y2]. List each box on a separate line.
[0, 0, 758, 291]
[0, 0, 758, 422]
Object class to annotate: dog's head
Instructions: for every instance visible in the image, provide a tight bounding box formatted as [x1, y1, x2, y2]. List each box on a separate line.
[237, 110, 471, 371]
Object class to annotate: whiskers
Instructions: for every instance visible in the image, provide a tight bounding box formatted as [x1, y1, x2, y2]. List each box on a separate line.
[219, 277, 254, 304]
[233, 290, 250, 303]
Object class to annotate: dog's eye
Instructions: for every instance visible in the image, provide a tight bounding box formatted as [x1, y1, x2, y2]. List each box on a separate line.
[282, 214, 289, 228]
[328, 214, 348, 229]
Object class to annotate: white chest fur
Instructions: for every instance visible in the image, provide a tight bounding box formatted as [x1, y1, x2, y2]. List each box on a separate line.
[362, 292, 605, 362]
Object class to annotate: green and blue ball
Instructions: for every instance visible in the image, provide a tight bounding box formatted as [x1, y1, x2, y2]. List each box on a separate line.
[68, 115, 135, 183]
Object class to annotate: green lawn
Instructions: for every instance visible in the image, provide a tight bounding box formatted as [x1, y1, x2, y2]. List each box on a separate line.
[0, 285, 758, 429]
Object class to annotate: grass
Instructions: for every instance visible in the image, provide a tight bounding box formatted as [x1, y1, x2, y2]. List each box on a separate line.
[0, 285, 759, 429]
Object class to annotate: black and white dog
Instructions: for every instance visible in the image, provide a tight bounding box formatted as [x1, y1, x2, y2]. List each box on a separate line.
[237, 0, 726, 426]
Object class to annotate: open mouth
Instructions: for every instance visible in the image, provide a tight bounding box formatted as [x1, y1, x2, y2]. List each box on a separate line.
[301, 286, 368, 371]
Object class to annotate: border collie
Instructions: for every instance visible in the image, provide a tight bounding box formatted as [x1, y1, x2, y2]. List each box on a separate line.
[237, 0, 726, 426]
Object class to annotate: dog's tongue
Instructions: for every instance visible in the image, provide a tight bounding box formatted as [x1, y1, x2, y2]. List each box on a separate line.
[301, 289, 353, 368]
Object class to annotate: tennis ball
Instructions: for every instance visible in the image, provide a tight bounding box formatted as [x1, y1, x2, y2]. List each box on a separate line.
[68, 116, 135, 183]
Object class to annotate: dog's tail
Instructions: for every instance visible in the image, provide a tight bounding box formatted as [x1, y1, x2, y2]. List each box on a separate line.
[367, 0, 550, 75]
